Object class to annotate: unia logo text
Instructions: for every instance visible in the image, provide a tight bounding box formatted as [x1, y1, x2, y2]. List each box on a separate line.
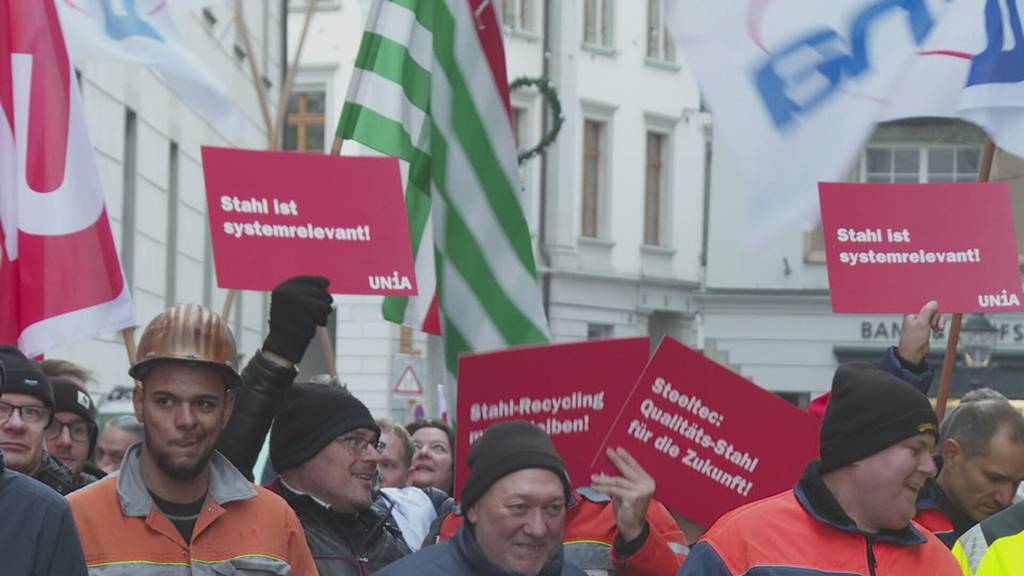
[369, 271, 412, 291]
[979, 290, 1022, 308]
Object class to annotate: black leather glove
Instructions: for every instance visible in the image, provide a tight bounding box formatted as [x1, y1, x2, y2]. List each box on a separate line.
[262, 276, 333, 363]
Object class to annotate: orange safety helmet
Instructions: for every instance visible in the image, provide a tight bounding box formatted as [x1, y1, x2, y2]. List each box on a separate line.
[129, 304, 242, 388]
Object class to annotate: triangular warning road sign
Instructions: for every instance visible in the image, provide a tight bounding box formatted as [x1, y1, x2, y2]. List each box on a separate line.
[393, 365, 424, 395]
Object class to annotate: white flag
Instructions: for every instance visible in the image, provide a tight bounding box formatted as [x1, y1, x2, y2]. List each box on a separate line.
[667, 0, 1004, 245]
[56, 0, 260, 143]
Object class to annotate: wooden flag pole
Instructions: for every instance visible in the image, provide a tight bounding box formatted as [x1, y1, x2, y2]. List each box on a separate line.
[318, 326, 338, 378]
[934, 139, 997, 421]
[122, 327, 142, 389]
[227, 0, 337, 378]
[122, 327, 137, 364]
[221, 289, 238, 323]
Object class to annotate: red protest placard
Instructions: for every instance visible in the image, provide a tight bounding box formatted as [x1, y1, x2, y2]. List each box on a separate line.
[201, 146, 417, 295]
[592, 337, 819, 528]
[456, 338, 650, 496]
[820, 182, 1023, 313]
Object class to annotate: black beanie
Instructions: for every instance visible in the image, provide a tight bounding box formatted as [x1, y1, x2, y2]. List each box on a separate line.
[51, 377, 99, 456]
[820, 362, 939, 474]
[270, 383, 380, 472]
[460, 420, 572, 512]
[0, 345, 53, 410]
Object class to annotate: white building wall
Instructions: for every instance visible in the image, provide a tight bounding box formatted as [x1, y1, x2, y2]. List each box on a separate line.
[539, 0, 706, 346]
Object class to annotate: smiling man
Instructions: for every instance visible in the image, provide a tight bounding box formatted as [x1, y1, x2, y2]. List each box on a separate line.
[377, 420, 586, 576]
[67, 304, 316, 575]
[679, 363, 961, 576]
[267, 382, 411, 574]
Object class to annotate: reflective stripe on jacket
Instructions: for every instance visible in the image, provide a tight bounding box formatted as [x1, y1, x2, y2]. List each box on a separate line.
[68, 443, 316, 575]
[953, 500, 1024, 575]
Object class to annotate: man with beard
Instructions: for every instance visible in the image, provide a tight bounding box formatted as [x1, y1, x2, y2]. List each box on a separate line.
[67, 304, 316, 575]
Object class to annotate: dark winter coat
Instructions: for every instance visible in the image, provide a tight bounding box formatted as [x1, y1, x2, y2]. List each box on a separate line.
[0, 450, 88, 575]
[375, 523, 587, 576]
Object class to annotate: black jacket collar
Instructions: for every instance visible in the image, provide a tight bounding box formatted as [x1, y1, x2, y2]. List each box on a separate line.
[796, 461, 928, 545]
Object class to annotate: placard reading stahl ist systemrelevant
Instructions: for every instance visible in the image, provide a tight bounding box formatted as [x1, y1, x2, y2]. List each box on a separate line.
[201, 146, 417, 295]
[819, 182, 1024, 313]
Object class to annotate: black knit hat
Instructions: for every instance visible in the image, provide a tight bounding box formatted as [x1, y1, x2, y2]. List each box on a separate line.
[0, 345, 53, 410]
[270, 383, 380, 471]
[51, 377, 99, 456]
[820, 362, 939, 473]
[460, 420, 572, 512]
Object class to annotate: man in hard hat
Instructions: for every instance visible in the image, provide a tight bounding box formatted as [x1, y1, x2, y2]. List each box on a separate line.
[68, 304, 316, 575]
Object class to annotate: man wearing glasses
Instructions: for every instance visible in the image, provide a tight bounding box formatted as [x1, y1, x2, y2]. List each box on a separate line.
[266, 381, 412, 575]
[0, 347, 89, 575]
[45, 377, 101, 488]
[0, 345, 78, 494]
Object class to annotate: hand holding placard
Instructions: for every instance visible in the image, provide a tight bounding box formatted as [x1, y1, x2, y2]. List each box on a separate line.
[590, 447, 655, 543]
[896, 300, 944, 366]
[591, 337, 819, 527]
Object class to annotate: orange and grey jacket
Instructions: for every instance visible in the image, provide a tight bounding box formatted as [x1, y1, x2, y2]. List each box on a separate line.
[437, 487, 688, 575]
[679, 463, 961, 576]
[68, 443, 317, 575]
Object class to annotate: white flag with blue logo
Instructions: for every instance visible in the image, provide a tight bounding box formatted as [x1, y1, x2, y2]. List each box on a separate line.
[667, 0, 1024, 244]
[56, 0, 260, 144]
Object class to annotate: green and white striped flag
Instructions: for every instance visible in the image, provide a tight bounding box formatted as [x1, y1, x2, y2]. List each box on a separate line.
[337, 0, 550, 374]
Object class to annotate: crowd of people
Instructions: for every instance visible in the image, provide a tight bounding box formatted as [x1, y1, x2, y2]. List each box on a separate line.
[0, 278, 1022, 575]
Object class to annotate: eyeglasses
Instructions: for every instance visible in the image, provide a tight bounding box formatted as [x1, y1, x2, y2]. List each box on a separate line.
[0, 400, 52, 427]
[44, 420, 94, 442]
[336, 435, 385, 454]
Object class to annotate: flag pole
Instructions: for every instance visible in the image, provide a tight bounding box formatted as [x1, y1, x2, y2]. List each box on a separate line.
[122, 327, 142, 389]
[230, 0, 337, 378]
[221, 289, 238, 323]
[121, 328, 137, 364]
[934, 139, 996, 420]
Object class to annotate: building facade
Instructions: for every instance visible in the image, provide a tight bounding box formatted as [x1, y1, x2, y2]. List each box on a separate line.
[283, 0, 709, 417]
[700, 117, 1024, 404]
[51, 1, 286, 398]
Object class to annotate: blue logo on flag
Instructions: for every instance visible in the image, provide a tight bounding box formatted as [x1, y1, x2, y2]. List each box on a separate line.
[753, 0, 942, 131]
[99, 0, 164, 43]
[967, 0, 1024, 86]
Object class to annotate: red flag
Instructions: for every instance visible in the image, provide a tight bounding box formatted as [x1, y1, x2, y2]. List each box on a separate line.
[0, 0, 133, 356]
